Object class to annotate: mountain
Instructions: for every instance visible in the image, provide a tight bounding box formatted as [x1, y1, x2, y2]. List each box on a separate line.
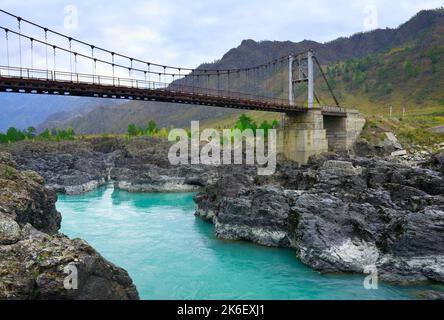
[33, 9, 444, 133]
[37, 101, 240, 134]
[196, 9, 444, 70]
[0, 94, 122, 132]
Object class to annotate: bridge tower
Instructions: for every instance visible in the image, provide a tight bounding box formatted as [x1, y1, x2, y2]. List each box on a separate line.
[288, 50, 315, 109]
[278, 50, 365, 166]
[277, 50, 327, 165]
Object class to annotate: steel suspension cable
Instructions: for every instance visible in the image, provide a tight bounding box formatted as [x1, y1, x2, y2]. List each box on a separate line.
[313, 56, 340, 108]
[111, 52, 115, 85]
[53, 46, 56, 73]
[30, 38, 33, 69]
[44, 29, 48, 72]
[69, 38, 73, 81]
[74, 53, 77, 73]
[147, 63, 150, 83]
[17, 18, 22, 76]
[68, 39, 72, 73]
[5, 29, 9, 70]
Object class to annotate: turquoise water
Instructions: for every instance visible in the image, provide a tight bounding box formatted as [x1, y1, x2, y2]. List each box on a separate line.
[57, 186, 438, 300]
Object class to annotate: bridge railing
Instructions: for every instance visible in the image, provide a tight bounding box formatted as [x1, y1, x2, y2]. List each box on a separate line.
[0, 65, 292, 107]
[0, 66, 53, 81]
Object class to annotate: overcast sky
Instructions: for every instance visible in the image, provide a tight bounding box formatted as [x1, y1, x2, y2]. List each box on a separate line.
[0, 0, 443, 69]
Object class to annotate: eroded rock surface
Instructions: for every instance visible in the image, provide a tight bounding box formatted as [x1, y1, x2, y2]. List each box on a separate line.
[195, 154, 444, 285]
[4, 138, 214, 195]
[0, 152, 139, 300]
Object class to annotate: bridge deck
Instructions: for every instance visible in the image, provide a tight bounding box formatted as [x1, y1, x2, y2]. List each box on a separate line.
[0, 67, 348, 117]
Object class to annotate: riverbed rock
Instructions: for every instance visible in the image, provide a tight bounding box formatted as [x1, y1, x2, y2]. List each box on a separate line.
[194, 153, 444, 285]
[0, 152, 139, 300]
[2, 138, 214, 194]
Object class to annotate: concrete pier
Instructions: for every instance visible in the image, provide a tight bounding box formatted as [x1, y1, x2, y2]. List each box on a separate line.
[278, 109, 365, 165]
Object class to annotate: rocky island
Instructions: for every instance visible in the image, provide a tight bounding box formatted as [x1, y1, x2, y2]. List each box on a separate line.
[1, 136, 443, 300]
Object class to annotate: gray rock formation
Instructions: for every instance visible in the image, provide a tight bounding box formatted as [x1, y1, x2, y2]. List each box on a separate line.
[0, 152, 139, 300]
[4, 137, 213, 195]
[195, 154, 444, 285]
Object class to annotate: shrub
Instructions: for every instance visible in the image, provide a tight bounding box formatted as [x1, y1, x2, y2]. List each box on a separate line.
[146, 120, 158, 135]
[128, 123, 142, 137]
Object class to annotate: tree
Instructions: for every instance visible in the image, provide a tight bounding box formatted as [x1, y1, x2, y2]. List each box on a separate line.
[39, 129, 52, 140]
[66, 127, 75, 138]
[146, 120, 158, 135]
[27, 127, 36, 139]
[128, 123, 140, 137]
[6, 127, 25, 142]
[0, 133, 8, 144]
[235, 114, 256, 131]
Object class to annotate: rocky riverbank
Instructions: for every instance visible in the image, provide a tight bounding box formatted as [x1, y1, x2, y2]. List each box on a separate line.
[195, 153, 444, 286]
[0, 152, 139, 300]
[3, 138, 213, 195]
[2, 136, 444, 294]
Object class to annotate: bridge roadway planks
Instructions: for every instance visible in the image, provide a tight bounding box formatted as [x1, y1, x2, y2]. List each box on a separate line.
[0, 76, 347, 117]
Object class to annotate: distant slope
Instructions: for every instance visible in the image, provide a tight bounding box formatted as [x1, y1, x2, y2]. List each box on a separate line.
[0, 93, 121, 132]
[38, 9, 444, 133]
[318, 9, 444, 115]
[38, 101, 240, 134]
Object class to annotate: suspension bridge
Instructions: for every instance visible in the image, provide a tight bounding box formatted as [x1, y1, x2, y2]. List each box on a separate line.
[0, 9, 365, 164]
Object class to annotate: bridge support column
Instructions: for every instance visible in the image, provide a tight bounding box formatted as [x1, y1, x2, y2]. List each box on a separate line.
[277, 110, 328, 165]
[323, 110, 366, 152]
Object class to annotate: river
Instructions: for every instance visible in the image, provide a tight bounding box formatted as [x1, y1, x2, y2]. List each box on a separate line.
[57, 186, 436, 300]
